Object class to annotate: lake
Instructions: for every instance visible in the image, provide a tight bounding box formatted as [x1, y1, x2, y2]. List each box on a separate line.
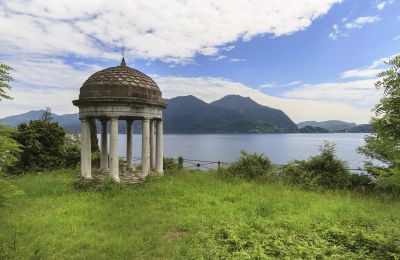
[104, 133, 369, 169]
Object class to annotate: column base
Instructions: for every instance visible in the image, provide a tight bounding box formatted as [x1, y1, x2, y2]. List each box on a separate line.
[99, 168, 110, 175]
[112, 176, 121, 182]
[126, 167, 135, 173]
[150, 170, 164, 176]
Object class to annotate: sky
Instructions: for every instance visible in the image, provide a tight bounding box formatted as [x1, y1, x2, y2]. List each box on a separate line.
[0, 0, 399, 123]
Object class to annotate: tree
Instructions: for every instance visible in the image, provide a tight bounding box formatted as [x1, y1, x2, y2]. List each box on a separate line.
[358, 55, 400, 193]
[0, 125, 21, 172]
[41, 107, 53, 122]
[0, 63, 14, 101]
[12, 120, 67, 171]
[0, 62, 20, 173]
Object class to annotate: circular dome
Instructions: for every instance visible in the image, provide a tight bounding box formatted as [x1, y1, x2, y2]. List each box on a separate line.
[75, 58, 165, 107]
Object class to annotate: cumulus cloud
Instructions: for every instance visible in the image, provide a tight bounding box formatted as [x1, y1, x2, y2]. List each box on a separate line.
[281, 79, 380, 107]
[345, 16, 381, 29]
[0, 0, 341, 64]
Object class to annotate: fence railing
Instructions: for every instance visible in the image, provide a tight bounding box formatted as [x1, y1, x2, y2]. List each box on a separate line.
[119, 156, 367, 173]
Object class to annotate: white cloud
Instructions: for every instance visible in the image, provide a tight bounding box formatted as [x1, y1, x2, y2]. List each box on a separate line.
[281, 79, 380, 107]
[341, 68, 382, 78]
[340, 53, 399, 79]
[229, 58, 246, 63]
[0, 0, 342, 64]
[329, 15, 381, 40]
[259, 81, 302, 89]
[376, 1, 394, 10]
[328, 24, 341, 40]
[259, 83, 277, 89]
[211, 55, 227, 61]
[394, 35, 400, 41]
[376, 1, 387, 10]
[345, 16, 381, 29]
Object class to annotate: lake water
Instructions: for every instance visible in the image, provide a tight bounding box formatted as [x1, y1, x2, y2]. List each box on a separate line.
[104, 133, 369, 169]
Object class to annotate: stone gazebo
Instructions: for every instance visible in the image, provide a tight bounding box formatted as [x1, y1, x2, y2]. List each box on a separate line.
[73, 58, 166, 182]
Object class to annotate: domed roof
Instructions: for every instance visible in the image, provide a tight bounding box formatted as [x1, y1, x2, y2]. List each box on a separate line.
[74, 58, 165, 107]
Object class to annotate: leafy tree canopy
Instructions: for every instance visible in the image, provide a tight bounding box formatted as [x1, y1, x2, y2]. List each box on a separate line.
[0, 63, 14, 101]
[11, 120, 67, 171]
[358, 55, 400, 193]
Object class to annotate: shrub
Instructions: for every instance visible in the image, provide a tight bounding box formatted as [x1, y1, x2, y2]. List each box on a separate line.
[281, 142, 351, 189]
[163, 157, 179, 173]
[349, 173, 375, 192]
[221, 151, 272, 179]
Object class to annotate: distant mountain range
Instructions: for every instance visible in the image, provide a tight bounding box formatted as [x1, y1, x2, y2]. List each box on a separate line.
[297, 120, 371, 133]
[0, 95, 299, 133]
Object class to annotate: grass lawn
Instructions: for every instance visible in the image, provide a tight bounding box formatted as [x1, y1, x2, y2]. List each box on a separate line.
[1, 170, 400, 259]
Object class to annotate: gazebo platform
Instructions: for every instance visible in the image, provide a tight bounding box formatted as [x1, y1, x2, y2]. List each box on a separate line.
[97, 170, 145, 184]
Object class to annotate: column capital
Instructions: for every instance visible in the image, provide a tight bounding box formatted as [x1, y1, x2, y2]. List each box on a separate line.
[110, 116, 119, 120]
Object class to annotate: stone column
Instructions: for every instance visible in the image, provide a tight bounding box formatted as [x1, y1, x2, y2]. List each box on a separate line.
[141, 118, 151, 177]
[126, 119, 133, 172]
[109, 117, 120, 182]
[100, 119, 109, 173]
[80, 118, 92, 179]
[150, 120, 155, 171]
[155, 119, 164, 174]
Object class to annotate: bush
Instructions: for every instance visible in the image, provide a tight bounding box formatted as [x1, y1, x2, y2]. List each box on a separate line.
[349, 173, 375, 192]
[221, 151, 272, 179]
[281, 142, 351, 189]
[163, 157, 179, 173]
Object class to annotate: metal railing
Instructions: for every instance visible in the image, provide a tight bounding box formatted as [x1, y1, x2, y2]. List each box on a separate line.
[119, 156, 367, 173]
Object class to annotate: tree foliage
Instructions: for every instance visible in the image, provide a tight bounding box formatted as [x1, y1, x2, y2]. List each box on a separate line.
[11, 120, 67, 171]
[0, 125, 21, 172]
[358, 55, 400, 193]
[282, 142, 351, 189]
[0, 63, 14, 101]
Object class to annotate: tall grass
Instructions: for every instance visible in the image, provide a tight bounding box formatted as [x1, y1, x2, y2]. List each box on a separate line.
[0, 170, 399, 259]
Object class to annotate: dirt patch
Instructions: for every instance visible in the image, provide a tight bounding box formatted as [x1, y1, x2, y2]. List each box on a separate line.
[163, 230, 188, 240]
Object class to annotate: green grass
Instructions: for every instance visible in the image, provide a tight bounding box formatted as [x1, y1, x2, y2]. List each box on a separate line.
[1, 170, 400, 259]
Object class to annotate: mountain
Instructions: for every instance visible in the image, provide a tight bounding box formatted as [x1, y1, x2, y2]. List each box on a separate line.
[299, 125, 329, 133]
[297, 120, 371, 133]
[0, 110, 80, 132]
[210, 95, 298, 133]
[297, 120, 357, 132]
[337, 124, 371, 133]
[1, 95, 298, 133]
[164, 95, 298, 133]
